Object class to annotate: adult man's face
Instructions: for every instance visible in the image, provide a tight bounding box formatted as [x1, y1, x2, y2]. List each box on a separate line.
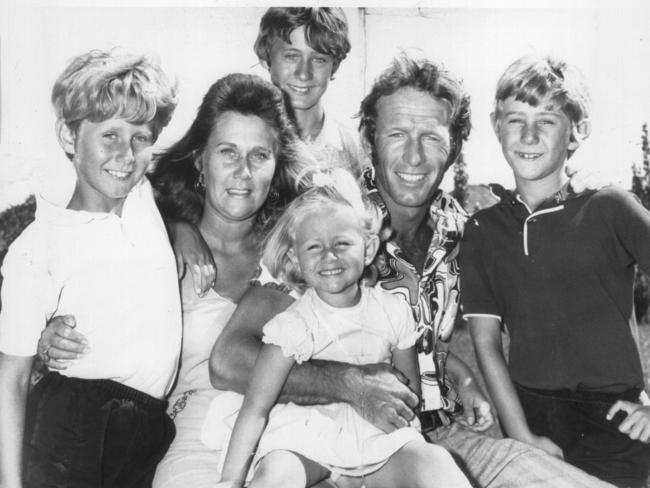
[372, 87, 452, 211]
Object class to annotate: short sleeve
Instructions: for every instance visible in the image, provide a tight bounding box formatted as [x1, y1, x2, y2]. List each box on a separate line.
[603, 187, 650, 273]
[375, 289, 420, 349]
[458, 215, 502, 319]
[262, 310, 315, 364]
[0, 233, 55, 356]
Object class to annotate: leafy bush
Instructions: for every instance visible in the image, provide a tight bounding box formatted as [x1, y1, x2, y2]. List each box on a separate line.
[0, 195, 36, 305]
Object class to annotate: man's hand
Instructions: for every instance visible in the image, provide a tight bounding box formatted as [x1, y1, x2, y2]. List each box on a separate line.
[38, 315, 88, 370]
[528, 433, 564, 459]
[607, 400, 650, 443]
[344, 362, 419, 433]
[454, 376, 495, 432]
[168, 221, 216, 296]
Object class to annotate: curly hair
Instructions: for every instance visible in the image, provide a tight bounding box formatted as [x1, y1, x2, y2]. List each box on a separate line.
[149, 73, 300, 228]
[254, 7, 350, 75]
[52, 48, 177, 143]
[358, 54, 471, 169]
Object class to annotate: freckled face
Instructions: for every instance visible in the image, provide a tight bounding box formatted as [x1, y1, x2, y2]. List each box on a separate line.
[493, 97, 578, 185]
[264, 26, 334, 113]
[292, 206, 369, 308]
[373, 88, 452, 211]
[68, 118, 154, 213]
[200, 112, 277, 223]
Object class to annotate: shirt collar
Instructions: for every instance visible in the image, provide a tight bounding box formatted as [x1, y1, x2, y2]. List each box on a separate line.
[35, 178, 147, 227]
[488, 181, 595, 210]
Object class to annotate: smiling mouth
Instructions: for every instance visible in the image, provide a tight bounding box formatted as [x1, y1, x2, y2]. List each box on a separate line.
[106, 169, 132, 180]
[396, 172, 426, 183]
[227, 188, 252, 197]
[287, 84, 314, 96]
[319, 268, 343, 276]
[515, 151, 543, 160]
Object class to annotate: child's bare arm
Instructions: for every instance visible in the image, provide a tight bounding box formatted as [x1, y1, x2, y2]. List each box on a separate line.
[0, 353, 33, 488]
[607, 400, 650, 443]
[220, 343, 295, 486]
[468, 316, 564, 458]
[166, 221, 216, 296]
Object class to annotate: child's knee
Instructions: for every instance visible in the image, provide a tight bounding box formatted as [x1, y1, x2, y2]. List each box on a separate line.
[250, 451, 306, 488]
[399, 442, 468, 486]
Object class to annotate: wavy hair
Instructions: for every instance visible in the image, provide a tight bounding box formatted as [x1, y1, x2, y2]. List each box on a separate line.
[52, 48, 177, 147]
[262, 168, 381, 292]
[149, 73, 300, 227]
[359, 54, 471, 169]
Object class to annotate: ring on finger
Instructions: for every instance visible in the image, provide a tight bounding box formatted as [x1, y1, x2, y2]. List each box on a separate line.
[39, 345, 51, 363]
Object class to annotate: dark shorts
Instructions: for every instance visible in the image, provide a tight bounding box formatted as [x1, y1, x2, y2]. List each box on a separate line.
[24, 372, 175, 488]
[516, 383, 650, 488]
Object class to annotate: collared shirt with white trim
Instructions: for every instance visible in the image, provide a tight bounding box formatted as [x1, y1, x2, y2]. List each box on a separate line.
[460, 184, 648, 393]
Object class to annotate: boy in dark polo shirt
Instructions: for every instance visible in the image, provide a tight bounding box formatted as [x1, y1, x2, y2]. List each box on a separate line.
[460, 55, 650, 488]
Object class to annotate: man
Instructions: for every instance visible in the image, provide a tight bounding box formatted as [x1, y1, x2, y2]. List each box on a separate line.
[41, 55, 611, 488]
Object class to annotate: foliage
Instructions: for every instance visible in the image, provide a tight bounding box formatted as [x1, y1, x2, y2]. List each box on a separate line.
[451, 152, 469, 209]
[0, 195, 36, 299]
[632, 123, 650, 323]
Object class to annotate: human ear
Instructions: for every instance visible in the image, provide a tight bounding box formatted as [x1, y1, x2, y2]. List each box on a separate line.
[260, 58, 270, 72]
[568, 119, 592, 151]
[287, 247, 299, 267]
[361, 131, 374, 161]
[490, 112, 502, 142]
[364, 235, 380, 266]
[56, 120, 76, 157]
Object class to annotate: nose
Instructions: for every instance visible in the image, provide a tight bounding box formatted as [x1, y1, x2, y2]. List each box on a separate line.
[235, 159, 252, 180]
[118, 141, 135, 165]
[322, 247, 338, 261]
[521, 122, 539, 145]
[404, 137, 423, 167]
[295, 58, 312, 82]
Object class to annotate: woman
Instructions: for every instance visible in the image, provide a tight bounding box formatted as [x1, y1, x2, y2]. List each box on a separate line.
[38, 72, 302, 488]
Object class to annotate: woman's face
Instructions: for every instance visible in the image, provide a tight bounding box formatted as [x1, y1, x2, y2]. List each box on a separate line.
[200, 111, 278, 223]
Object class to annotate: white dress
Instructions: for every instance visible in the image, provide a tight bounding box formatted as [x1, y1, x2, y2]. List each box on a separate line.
[152, 277, 237, 488]
[204, 286, 424, 479]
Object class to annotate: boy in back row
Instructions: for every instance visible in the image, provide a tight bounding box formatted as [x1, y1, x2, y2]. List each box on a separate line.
[461, 56, 650, 487]
[0, 50, 182, 487]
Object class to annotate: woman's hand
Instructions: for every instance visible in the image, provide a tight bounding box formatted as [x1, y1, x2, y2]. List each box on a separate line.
[168, 221, 216, 296]
[37, 315, 88, 370]
[607, 400, 650, 443]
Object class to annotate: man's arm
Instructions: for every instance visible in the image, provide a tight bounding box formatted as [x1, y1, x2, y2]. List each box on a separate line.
[468, 316, 563, 457]
[209, 285, 419, 432]
[0, 353, 32, 488]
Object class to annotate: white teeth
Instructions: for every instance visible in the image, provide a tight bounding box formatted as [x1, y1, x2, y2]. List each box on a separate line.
[516, 152, 542, 160]
[228, 189, 250, 196]
[289, 85, 309, 94]
[106, 169, 131, 180]
[397, 172, 425, 182]
[320, 268, 343, 276]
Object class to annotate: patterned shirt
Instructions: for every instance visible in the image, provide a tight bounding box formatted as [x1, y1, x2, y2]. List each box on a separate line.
[363, 168, 467, 415]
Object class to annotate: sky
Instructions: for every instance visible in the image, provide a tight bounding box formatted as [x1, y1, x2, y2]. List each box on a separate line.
[0, 1, 648, 210]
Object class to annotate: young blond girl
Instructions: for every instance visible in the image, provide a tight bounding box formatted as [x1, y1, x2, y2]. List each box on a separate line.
[216, 169, 471, 488]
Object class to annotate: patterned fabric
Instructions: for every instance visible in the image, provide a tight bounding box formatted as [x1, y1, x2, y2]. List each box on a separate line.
[362, 167, 467, 417]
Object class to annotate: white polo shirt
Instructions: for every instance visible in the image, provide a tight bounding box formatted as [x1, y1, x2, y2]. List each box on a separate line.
[0, 178, 182, 399]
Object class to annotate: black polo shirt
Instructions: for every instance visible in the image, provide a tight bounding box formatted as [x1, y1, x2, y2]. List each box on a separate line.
[460, 185, 649, 393]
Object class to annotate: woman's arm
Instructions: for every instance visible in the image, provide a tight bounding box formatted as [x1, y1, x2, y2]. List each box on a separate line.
[210, 285, 419, 433]
[0, 353, 33, 488]
[468, 316, 562, 456]
[220, 343, 295, 486]
[166, 220, 216, 296]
